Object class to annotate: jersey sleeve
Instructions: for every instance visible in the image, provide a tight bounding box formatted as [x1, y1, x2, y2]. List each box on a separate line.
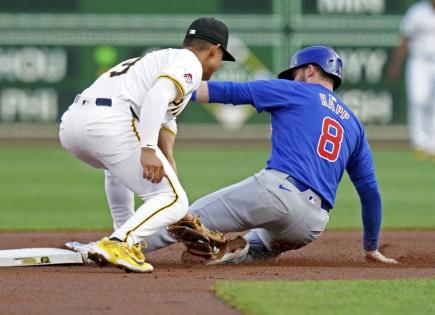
[161, 119, 177, 137]
[159, 54, 202, 99]
[208, 80, 305, 112]
[347, 131, 382, 251]
[359, 186, 382, 251]
[346, 131, 376, 189]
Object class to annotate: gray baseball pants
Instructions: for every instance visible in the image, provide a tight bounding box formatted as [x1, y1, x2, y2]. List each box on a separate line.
[144, 168, 329, 260]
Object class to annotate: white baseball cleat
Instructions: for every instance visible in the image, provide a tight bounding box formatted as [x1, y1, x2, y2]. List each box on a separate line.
[208, 236, 249, 265]
[65, 241, 96, 265]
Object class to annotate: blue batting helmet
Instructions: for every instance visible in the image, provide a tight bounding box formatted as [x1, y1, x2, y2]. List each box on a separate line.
[278, 46, 343, 90]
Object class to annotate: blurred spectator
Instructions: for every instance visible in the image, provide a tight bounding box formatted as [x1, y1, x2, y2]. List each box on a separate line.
[387, 0, 435, 159]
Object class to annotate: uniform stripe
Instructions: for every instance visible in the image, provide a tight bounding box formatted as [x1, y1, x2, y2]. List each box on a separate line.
[124, 175, 179, 241]
[172, 99, 183, 106]
[160, 126, 177, 137]
[131, 118, 141, 141]
[158, 74, 185, 97]
[171, 106, 184, 117]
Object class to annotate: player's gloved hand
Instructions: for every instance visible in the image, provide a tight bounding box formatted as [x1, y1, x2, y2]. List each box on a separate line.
[365, 249, 398, 264]
[168, 215, 229, 260]
[141, 147, 165, 183]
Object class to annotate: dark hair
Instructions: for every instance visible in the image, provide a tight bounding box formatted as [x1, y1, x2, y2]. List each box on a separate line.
[303, 64, 335, 86]
[183, 37, 214, 49]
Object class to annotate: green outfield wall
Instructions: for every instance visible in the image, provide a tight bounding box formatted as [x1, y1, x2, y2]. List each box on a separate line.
[0, 0, 419, 128]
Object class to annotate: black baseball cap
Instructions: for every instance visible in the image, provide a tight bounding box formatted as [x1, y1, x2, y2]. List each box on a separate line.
[184, 17, 236, 62]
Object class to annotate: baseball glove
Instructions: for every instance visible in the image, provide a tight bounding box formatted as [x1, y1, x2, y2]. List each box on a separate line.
[168, 216, 228, 260]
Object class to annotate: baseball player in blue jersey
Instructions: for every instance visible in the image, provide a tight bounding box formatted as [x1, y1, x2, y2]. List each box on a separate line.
[141, 45, 397, 264]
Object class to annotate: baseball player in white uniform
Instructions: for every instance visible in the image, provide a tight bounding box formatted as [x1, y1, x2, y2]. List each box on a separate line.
[388, 0, 435, 158]
[59, 17, 235, 272]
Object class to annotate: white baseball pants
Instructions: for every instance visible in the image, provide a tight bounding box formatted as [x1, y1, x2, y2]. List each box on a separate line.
[59, 98, 188, 246]
[145, 168, 329, 259]
[406, 57, 435, 154]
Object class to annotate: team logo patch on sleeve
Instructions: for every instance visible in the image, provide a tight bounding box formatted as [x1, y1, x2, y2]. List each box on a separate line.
[184, 73, 193, 85]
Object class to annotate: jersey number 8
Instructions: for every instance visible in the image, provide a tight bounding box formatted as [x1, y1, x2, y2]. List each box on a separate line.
[317, 117, 344, 162]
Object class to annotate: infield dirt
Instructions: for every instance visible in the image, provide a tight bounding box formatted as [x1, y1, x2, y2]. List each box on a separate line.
[0, 230, 434, 315]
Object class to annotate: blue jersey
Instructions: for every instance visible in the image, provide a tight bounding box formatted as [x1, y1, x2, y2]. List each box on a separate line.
[206, 79, 381, 251]
[208, 79, 376, 208]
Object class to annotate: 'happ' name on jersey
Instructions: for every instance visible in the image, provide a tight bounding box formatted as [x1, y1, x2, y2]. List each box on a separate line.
[319, 93, 350, 120]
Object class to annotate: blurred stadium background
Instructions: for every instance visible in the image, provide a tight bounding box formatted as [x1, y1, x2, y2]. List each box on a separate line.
[1, 0, 433, 232]
[0, 0, 419, 142]
[1, 3, 434, 313]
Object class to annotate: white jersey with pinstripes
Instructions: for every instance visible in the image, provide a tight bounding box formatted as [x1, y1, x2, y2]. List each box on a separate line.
[80, 48, 202, 133]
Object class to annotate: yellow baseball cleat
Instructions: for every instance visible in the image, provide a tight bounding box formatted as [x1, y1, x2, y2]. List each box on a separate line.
[413, 149, 429, 161]
[88, 237, 153, 273]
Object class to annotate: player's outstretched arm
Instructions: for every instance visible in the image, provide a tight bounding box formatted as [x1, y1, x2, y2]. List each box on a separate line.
[194, 82, 209, 103]
[193, 80, 296, 113]
[193, 80, 255, 105]
[358, 184, 399, 264]
[348, 135, 399, 264]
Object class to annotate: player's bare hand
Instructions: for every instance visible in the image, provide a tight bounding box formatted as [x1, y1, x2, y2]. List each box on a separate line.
[365, 249, 398, 264]
[141, 147, 165, 183]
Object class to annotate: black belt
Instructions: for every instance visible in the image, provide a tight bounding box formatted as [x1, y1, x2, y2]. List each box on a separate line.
[95, 98, 112, 106]
[286, 176, 331, 212]
[83, 96, 139, 120]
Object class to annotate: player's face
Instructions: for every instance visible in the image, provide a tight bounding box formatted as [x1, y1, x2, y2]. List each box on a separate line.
[202, 45, 224, 80]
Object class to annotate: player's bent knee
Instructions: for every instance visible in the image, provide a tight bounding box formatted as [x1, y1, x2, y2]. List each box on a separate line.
[174, 191, 189, 220]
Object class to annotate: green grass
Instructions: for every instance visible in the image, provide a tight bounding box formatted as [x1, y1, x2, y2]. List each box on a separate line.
[332, 149, 435, 229]
[0, 147, 110, 230]
[0, 145, 434, 230]
[214, 279, 435, 315]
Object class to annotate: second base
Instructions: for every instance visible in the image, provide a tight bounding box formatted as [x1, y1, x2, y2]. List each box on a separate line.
[0, 248, 83, 267]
